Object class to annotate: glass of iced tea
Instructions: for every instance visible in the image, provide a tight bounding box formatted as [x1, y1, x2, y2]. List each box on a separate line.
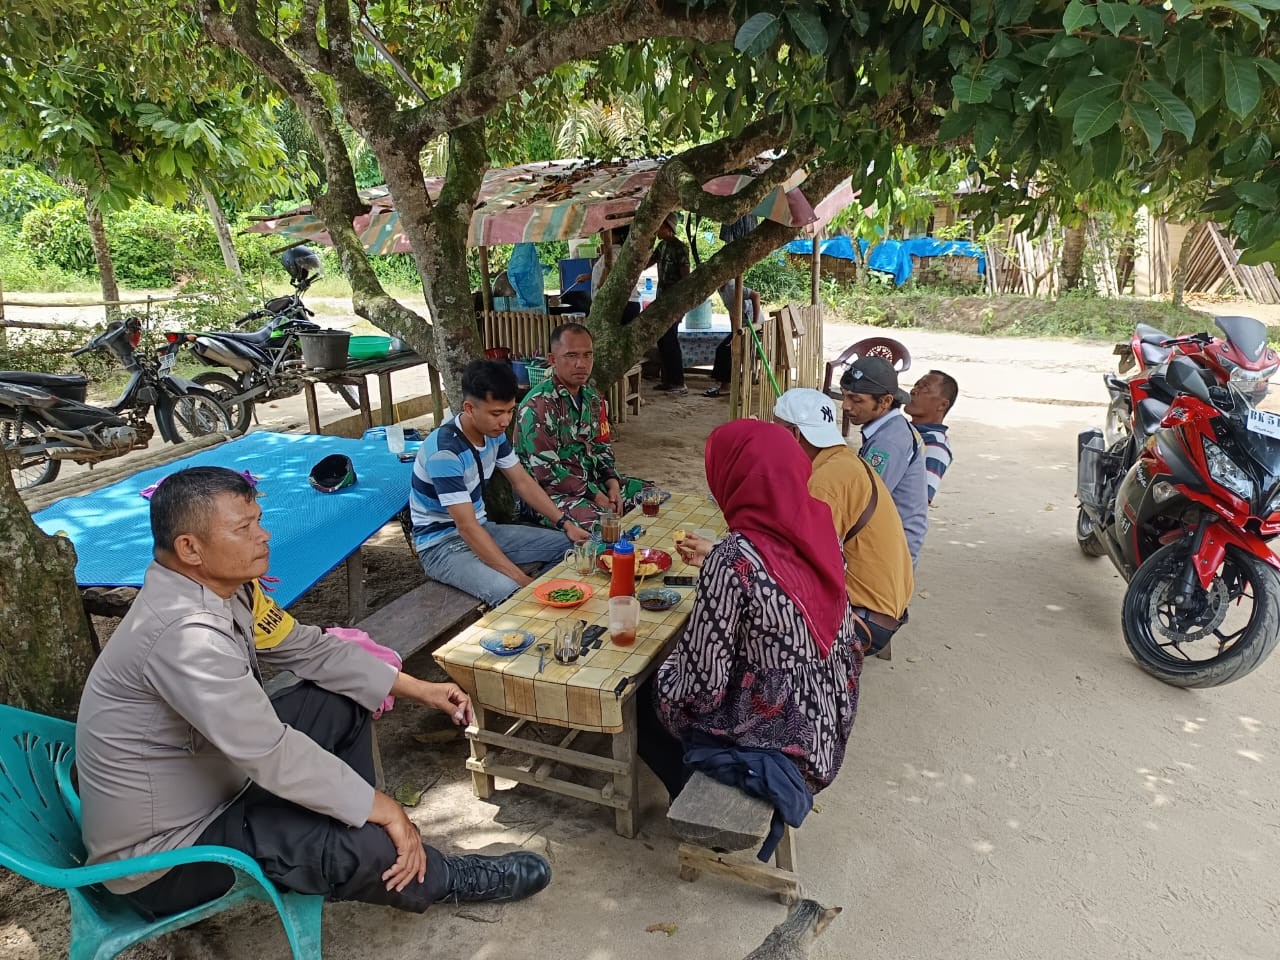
[598, 511, 622, 544]
[641, 485, 662, 517]
[608, 596, 640, 647]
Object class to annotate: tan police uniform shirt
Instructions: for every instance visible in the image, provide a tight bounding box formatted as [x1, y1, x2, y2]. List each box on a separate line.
[75, 562, 398, 893]
[809, 444, 914, 619]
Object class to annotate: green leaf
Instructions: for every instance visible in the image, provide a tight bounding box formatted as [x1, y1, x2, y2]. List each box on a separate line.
[1221, 53, 1261, 117]
[1255, 56, 1280, 88]
[937, 107, 975, 141]
[1056, 76, 1122, 117]
[952, 73, 996, 104]
[1128, 101, 1163, 150]
[1168, 0, 1193, 15]
[1096, 2, 1133, 35]
[1234, 181, 1278, 208]
[1140, 80, 1196, 140]
[1047, 36, 1088, 59]
[734, 13, 779, 55]
[1072, 97, 1124, 141]
[1062, 0, 1097, 32]
[785, 10, 828, 55]
[1133, 6, 1166, 41]
[1091, 127, 1124, 177]
[1240, 240, 1280, 267]
[1213, 0, 1266, 26]
[1184, 47, 1222, 113]
[1245, 133, 1272, 173]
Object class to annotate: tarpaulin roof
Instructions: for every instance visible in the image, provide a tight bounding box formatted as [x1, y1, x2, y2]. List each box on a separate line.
[249, 157, 852, 253]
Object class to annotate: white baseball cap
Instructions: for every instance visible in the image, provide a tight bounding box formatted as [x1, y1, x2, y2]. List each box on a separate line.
[774, 388, 845, 448]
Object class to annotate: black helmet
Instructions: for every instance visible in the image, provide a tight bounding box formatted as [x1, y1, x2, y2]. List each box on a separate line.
[308, 454, 357, 493]
[281, 245, 323, 284]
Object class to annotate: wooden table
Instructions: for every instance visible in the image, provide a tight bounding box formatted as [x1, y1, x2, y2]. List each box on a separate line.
[302, 353, 442, 435]
[433, 492, 726, 838]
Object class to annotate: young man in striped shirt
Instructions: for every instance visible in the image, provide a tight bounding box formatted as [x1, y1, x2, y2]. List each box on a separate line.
[905, 370, 958, 505]
[411, 360, 590, 606]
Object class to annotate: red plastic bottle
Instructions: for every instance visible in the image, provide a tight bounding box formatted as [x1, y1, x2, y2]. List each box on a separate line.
[608, 537, 636, 598]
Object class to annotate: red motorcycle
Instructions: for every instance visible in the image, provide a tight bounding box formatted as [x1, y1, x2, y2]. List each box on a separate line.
[1077, 355, 1280, 687]
[1105, 315, 1277, 444]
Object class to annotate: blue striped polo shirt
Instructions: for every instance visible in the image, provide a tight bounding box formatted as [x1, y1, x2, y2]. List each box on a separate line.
[410, 417, 519, 551]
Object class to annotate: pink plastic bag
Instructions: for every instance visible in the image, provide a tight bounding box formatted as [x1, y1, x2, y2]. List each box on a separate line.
[326, 626, 402, 718]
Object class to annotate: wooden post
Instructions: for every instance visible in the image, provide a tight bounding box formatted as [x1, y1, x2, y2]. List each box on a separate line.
[478, 246, 494, 311]
[729, 273, 745, 420]
[810, 234, 821, 308]
[0, 276, 6, 352]
[468, 705, 496, 800]
[611, 695, 639, 838]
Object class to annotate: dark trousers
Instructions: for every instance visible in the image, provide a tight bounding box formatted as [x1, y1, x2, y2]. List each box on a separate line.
[711, 333, 733, 384]
[856, 612, 898, 655]
[126, 683, 450, 920]
[656, 321, 686, 387]
[635, 678, 689, 801]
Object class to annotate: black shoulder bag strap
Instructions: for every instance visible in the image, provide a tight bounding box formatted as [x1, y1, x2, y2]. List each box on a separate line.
[447, 422, 492, 512]
[843, 457, 880, 544]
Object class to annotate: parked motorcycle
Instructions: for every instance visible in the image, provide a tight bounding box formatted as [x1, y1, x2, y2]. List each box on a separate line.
[1077, 355, 1280, 687]
[1105, 315, 1277, 444]
[1, 316, 232, 490]
[166, 246, 357, 433]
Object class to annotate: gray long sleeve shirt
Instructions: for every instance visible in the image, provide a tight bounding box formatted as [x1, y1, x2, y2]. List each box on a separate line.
[859, 408, 929, 564]
[75, 562, 398, 893]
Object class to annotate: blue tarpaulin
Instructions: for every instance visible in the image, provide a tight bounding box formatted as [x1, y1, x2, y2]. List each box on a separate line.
[783, 235, 986, 286]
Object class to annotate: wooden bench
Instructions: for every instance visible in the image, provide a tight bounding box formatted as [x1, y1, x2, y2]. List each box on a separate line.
[668, 771, 801, 905]
[605, 363, 643, 424]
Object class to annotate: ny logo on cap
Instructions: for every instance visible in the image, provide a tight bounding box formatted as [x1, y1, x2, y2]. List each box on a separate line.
[821, 406, 834, 422]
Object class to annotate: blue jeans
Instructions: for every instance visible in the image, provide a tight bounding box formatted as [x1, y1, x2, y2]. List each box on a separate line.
[418, 522, 571, 606]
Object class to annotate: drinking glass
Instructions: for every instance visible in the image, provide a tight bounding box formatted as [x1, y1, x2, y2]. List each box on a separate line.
[554, 618, 583, 664]
[641, 485, 662, 517]
[598, 511, 622, 545]
[564, 541, 598, 577]
[385, 424, 406, 455]
[608, 596, 640, 648]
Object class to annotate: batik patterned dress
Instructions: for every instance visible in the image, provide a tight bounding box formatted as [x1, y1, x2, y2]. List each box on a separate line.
[653, 533, 864, 791]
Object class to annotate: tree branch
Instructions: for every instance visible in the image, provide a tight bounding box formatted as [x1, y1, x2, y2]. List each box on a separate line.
[401, 2, 736, 142]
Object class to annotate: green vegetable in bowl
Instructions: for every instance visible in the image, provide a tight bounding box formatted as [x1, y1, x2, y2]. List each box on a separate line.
[548, 587, 584, 603]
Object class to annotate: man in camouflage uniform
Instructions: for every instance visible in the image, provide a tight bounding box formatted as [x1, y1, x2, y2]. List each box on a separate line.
[515, 323, 644, 527]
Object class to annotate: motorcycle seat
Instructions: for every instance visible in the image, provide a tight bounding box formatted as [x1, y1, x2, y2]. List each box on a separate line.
[1136, 398, 1171, 436]
[209, 325, 275, 347]
[1141, 341, 1173, 365]
[0, 371, 89, 401]
[1136, 323, 1172, 345]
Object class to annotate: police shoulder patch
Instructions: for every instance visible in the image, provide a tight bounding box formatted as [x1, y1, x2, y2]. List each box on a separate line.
[865, 447, 891, 474]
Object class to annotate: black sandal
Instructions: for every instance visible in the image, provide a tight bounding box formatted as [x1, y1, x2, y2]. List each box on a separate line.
[703, 386, 725, 397]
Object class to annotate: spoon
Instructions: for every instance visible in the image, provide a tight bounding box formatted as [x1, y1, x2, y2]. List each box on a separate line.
[536, 643, 550, 674]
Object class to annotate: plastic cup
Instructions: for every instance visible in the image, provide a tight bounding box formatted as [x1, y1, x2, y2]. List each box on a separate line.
[608, 596, 640, 647]
[386, 424, 406, 455]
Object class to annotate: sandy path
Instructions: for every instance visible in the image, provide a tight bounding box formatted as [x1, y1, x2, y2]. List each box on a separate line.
[4, 320, 1280, 960]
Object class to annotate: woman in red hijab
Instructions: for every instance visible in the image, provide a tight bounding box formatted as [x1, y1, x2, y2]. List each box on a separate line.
[638, 420, 864, 800]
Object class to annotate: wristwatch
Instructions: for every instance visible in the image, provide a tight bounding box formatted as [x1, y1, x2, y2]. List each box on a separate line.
[554, 512, 572, 530]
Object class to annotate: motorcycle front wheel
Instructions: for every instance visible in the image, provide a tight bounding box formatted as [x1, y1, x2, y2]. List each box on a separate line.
[1122, 540, 1280, 687]
[192, 371, 253, 434]
[0, 411, 59, 489]
[158, 388, 233, 443]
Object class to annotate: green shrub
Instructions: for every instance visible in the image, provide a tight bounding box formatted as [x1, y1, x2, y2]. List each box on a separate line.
[744, 249, 810, 304]
[0, 166, 72, 228]
[152, 273, 259, 332]
[106, 203, 220, 287]
[22, 200, 95, 274]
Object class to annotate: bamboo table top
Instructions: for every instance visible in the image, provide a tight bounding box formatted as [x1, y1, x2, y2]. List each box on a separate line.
[433, 492, 726, 734]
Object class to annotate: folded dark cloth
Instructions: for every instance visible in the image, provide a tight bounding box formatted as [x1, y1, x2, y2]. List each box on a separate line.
[682, 732, 813, 862]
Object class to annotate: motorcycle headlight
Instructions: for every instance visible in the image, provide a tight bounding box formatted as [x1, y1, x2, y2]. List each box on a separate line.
[1229, 363, 1278, 383]
[1202, 438, 1254, 501]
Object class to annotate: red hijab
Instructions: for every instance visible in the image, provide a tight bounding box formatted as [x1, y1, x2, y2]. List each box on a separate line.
[704, 420, 846, 657]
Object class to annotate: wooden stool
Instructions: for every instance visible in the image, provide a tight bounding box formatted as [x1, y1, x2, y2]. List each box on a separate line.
[668, 771, 801, 904]
[607, 364, 644, 424]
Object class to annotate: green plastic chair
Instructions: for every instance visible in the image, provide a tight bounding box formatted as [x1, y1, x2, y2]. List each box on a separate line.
[0, 703, 323, 960]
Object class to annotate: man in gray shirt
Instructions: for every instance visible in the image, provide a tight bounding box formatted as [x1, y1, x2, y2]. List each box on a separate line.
[840, 356, 929, 564]
[76, 467, 550, 919]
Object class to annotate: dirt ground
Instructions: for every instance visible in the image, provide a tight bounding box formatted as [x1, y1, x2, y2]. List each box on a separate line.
[6, 310, 1280, 960]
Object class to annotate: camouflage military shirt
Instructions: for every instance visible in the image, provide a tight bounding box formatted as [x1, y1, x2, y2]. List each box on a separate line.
[515, 376, 621, 522]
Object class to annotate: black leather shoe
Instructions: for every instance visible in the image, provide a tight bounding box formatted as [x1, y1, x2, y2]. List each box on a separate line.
[437, 851, 551, 903]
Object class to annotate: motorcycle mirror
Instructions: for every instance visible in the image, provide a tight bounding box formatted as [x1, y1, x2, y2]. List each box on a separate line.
[1165, 356, 1212, 403]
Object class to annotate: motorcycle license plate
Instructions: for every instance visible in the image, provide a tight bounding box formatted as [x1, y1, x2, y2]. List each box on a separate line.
[1246, 408, 1280, 440]
[158, 351, 177, 373]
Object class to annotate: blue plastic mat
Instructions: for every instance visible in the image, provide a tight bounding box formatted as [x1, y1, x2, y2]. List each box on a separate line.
[33, 432, 419, 608]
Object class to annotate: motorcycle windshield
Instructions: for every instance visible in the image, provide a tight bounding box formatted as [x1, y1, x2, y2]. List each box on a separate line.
[1216, 315, 1267, 362]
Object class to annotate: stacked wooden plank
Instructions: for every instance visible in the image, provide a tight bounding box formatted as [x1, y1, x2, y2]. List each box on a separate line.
[1178, 222, 1280, 303]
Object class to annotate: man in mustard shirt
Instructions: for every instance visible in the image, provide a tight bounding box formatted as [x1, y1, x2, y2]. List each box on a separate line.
[775, 388, 913, 654]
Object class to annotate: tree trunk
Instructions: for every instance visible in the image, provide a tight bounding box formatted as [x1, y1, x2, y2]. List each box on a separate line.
[1171, 224, 1198, 308]
[86, 202, 120, 324]
[0, 468, 97, 719]
[1060, 222, 1086, 291]
[202, 187, 242, 275]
